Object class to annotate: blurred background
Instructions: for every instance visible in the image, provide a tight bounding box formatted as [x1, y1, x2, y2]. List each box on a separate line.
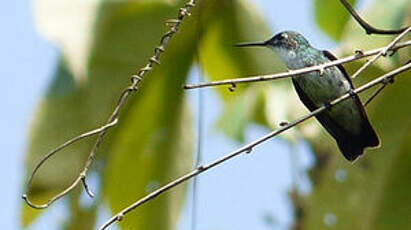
[1, 0, 410, 229]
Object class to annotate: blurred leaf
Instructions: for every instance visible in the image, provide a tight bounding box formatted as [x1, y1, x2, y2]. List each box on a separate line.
[217, 80, 309, 142]
[22, 190, 60, 226]
[300, 68, 411, 230]
[200, 0, 295, 141]
[35, 0, 101, 80]
[102, 11, 196, 230]
[372, 131, 411, 229]
[22, 59, 96, 226]
[297, 4, 411, 225]
[24, 0, 195, 227]
[314, 0, 357, 40]
[260, 82, 311, 143]
[397, 3, 411, 64]
[339, 0, 410, 69]
[200, 0, 283, 100]
[64, 189, 98, 230]
[92, 1, 197, 230]
[104, 99, 193, 230]
[217, 86, 264, 141]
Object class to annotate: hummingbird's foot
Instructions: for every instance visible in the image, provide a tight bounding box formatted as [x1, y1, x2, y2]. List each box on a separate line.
[355, 49, 364, 57]
[348, 89, 357, 98]
[388, 49, 398, 57]
[197, 165, 205, 171]
[317, 66, 325, 76]
[279, 121, 290, 127]
[383, 76, 395, 85]
[323, 102, 332, 111]
[228, 83, 237, 92]
[245, 147, 253, 154]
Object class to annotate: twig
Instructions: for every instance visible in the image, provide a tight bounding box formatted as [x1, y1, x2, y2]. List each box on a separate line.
[99, 62, 411, 230]
[364, 83, 387, 107]
[22, 118, 118, 208]
[183, 40, 411, 90]
[350, 27, 408, 106]
[22, 0, 199, 209]
[351, 27, 411, 79]
[191, 69, 203, 230]
[339, 0, 409, 35]
[81, 174, 95, 198]
[191, 1, 204, 229]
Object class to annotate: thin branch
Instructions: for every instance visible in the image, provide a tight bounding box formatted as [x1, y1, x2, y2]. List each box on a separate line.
[22, 118, 118, 208]
[191, 69, 203, 230]
[364, 83, 387, 107]
[22, 0, 199, 209]
[340, 0, 409, 35]
[81, 174, 95, 198]
[351, 27, 411, 79]
[192, 2, 204, 229]
[99, 62, 411, 230]
[183, 40, 411, 90]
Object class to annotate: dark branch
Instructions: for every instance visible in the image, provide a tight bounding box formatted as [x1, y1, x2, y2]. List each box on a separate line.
[340, 0, 409, 35]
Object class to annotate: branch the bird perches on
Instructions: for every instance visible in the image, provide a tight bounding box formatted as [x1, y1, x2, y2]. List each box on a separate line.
[100, 61, 411, 230]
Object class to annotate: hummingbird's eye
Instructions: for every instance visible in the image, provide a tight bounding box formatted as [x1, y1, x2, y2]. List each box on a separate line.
[281, 33, 288, 40]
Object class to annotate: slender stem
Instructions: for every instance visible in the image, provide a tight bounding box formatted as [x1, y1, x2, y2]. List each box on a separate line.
[183, 40, 411, 90]
[364, 84, 387, 107]
[99, 62, 411, 230]
[191, 4, 204, 226]
[22, 118, 118, 209]
[191, 69, 203, 230]
[351, 27, 411, 79]
[22, 0, 199, 210]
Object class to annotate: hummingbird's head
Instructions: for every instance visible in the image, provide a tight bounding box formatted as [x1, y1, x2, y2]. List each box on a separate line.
[235, 31, 311, 51]
[235, 31, 312, 68]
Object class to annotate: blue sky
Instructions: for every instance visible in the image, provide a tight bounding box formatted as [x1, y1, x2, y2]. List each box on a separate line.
[1, 0, 373, 229]
[1, 1, 59, 229]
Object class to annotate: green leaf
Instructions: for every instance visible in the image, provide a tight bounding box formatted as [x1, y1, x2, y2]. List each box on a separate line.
[97, 1, 198, 229]
[200, 0, 290, 140]
[314, 0, 357, 40]
[22, 190, 60, 226]
[22, 59, 97, 226]
[102, 33, 196, 227]
[23, 0, 195, 227]
[292, 2, 410, 227]
[300, 68, 411, 230]
[199, 0, 284, 99]
[295, 40, 411, 230]
[339, 0, 410, 69]
[216, 86, 264, 141]
[63, 189, 98, 230]
[216, 81, 307, 142]
[35, 0, 102, 81]
[103, 99, 193, 230]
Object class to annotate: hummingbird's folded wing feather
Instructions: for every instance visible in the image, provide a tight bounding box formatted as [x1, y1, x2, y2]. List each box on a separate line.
[322, 50, 380, 147]
[322, 50, 354, 87]
[292, 77, 379, 162]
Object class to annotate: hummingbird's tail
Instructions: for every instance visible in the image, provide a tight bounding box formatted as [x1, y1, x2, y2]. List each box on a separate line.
[337, 123, 380, 162]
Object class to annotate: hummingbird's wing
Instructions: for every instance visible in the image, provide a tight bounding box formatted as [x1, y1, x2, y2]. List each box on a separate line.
[292, 78, 353, 157]
[292, 50, 380, 161]
[322, 50, 354, 87]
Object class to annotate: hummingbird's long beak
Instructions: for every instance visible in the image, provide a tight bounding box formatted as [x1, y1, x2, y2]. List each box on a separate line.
[234, 41, 268, 47]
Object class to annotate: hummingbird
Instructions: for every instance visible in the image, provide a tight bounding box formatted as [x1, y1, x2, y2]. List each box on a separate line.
[235, 31, 380, 161]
